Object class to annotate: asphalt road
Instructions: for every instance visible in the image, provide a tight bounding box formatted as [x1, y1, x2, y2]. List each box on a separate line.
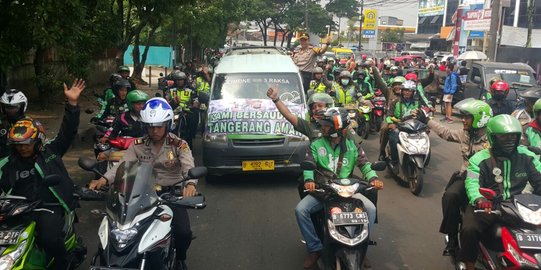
[64, 115, 462, 270]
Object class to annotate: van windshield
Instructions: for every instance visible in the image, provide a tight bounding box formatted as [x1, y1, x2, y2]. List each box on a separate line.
[212, 73, 303, 104]
[485, 68, 536, 87]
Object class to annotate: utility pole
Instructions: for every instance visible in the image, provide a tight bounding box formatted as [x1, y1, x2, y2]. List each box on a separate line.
[358, 0, 364, 50]
[486, 0, 501, 61]
[305, 0, 309, 33]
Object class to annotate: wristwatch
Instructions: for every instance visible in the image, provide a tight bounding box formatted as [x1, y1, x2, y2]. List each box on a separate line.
[272, 97, 280, 103]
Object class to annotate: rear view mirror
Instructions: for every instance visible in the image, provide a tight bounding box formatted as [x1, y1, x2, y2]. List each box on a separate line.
[78, 157, 97, 172]
[473, 76, 482, 84]
[188, 167, 208, 179]
[301, 161, 317, 170]
[370, 161, 386, 171]
[159, 73, 164, 76]
[43, 175, 62, 187]
[479, 188, 497, 200]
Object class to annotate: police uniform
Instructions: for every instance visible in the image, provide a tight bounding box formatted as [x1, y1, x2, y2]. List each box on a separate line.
[103, 132, 196, 261]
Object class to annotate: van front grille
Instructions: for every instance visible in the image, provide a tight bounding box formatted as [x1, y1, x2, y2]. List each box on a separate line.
[231, 138, 285, 146]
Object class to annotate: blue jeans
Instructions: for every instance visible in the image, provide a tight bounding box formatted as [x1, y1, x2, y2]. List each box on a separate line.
[295, 193, 376, 253]
[389, 128, 400, 162]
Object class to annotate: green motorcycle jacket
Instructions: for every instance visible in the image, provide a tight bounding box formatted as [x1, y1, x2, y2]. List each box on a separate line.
[303, 137, 378, 184]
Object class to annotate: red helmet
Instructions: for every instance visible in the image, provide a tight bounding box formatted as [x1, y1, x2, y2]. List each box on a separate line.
[404, 73, 418, 82]
[490, 80, 510, 94]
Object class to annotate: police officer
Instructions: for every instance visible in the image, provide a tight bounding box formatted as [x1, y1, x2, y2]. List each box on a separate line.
[166, 71, 199, 148]
[89, 97, 197, 270]
[308, 67, 332, 94]
[195, 66, 211, 135]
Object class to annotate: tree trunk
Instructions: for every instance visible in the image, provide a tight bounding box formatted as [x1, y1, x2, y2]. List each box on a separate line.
[132, 25, 158, 83]
[287, 32, 294, 48]
[131, 32, 142, 79]
[281, 30, 288, 47]
[33, 46, 47, 109]
[273, 22, 278, 47]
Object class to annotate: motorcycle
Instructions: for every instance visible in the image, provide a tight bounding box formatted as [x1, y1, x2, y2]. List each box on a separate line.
[371, 89, 386, 132]
[386, 117, 431, 196]
[346, 99, 371, 140]
[301, 160, 386, 270]
[452, 188, 541, 270]
[92, 116, 115, 158]
[78, 157, 207, 270]
[95, 136, 137, 178]
[0, 175, 87, 269]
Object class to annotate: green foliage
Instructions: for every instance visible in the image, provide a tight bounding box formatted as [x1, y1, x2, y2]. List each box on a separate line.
[326, 0, 360, 19]
[380, 28, 405, 43]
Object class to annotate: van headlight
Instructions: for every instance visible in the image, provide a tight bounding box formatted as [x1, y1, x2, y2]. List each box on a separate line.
[330, 183, 359, 198]
[0, 240, 27, 269]
[203, 134, 228, 143]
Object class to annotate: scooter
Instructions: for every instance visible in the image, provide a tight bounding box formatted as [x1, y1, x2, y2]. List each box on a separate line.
[386, 117, 431, 195]
[301, 160, 386, 270]
[371, 89, 386, 132]
[78, 157, 206, 270]
[0, 175, 87, 269]
[452, 188, 541, 270]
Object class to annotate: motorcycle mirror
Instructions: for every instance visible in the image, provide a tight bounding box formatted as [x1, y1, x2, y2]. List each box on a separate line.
[479, 188, 497, 200]
[78, 157, 98, 171]
[306, 90, 315, 100]
[159, 72, 164, 76]
[370, 161, 387, 171]
[188, 167, 208, 179]
[301, 161, 317, 170]
[43, 174, 62, 187]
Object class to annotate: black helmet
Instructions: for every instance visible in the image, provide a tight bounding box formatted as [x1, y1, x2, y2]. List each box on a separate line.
[109, 73, 122, 86]
[112, 79, 131, 96]
[317, 107, 350, 138]
[171, 71, 187, 81]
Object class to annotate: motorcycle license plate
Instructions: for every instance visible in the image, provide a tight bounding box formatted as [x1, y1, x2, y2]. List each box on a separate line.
[0, 230, 21, 245]
[331, 212, 368, 226]
[516, 233, 541, 249]
[242, 160, 275, 171]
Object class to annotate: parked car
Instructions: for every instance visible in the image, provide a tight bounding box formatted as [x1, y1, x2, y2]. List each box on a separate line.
[462, 62, 540, 101]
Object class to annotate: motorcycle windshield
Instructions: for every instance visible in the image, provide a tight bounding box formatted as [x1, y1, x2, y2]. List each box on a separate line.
[400, 119, 427, 133]
[106, 161, 158, 225]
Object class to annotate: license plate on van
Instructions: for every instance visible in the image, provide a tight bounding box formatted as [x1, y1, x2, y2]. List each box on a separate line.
[242, 160, 275, 171]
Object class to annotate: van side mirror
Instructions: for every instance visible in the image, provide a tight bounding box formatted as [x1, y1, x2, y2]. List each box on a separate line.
[188, 167, 208, 179]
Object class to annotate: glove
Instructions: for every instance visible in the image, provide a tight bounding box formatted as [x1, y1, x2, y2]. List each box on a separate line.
[415, 108, 429, 124]
[476, 198, 493, 210]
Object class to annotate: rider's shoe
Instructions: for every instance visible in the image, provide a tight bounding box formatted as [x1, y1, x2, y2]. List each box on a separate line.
[303, 251, 320, 269]
[443, 234, 459, 256]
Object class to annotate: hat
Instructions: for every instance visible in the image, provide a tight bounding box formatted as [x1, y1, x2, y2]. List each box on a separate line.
[299, 33, 309, 40]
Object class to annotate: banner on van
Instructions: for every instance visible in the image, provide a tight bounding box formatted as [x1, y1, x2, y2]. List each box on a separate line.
[207, 99, 306, 137]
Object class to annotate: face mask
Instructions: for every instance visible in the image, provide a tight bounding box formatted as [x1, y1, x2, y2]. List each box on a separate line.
[341, 79, 349, 86]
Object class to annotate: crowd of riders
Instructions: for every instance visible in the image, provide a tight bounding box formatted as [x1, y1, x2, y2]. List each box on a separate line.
[3, 35, 541, 270]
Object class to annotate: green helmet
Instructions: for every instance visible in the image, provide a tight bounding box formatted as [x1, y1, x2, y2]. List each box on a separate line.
[118, 65, 130, 72]
[126, 90, 149, 110]
[390, 76, 406, 85]
[307, 93, 334, 110]
[486, 114, 522, 146]
[533, 98, 541, 115]
[455, 99, 493, 129]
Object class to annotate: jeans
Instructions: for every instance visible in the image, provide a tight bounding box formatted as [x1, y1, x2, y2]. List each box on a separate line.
[295, 193, 376, 253]
[388, 128, 400, 161]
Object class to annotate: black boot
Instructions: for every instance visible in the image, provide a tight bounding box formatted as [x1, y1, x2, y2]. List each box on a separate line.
[443, 234, 459, 256]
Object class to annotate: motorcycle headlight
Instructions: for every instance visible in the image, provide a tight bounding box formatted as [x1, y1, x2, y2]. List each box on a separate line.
[111, 228, 138, 248]
[203, 134, 228, 144]
[399, 132, 429, 154]
[0, 239, 27, 269]
[517, 203, 541, 225]
[330, 183, 360, 198]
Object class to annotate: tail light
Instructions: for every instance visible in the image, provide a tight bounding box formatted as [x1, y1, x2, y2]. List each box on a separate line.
[501, 227, 539, 268]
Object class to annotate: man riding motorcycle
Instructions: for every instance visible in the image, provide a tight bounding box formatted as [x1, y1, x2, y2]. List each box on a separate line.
[0, 89, 44, 158]
[416, 99, 493, 255]
[166, 71, 199, 149]
[308, 67, 332, 94]
[460, 114, 541, 270]
[0, 79, 85, 270]
[378, 76, 406, 160]
[117, 65, 136, 90]
[95, 78, 130, 121]
[89, 97, 197, 270]
[385, 80, 421, 164]
[522, 98, 541, 151]
[487, 80, 515, 116]
[295, 107, 383, 269]
[267, 87, 333, 141]
[330, 71, 358, 107]
[101, 89, 149, 143]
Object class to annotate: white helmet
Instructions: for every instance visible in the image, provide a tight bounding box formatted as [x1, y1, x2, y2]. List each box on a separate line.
[0, 89, 28, 112]
[140, 97, 173, 126]
[402, 80, 417, 91]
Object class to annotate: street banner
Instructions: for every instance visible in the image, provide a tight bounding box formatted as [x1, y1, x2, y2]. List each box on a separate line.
[207, 99, 305, 137]
[418, 0, 446, 17]
[363, 9, 377, 31]
[463, 9, 491, 31]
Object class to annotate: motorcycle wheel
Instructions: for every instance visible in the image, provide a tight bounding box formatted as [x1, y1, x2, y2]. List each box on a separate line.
[373, 115, 383, 132]
[356, 120, 370, 140]
[409, 166, 424, 196]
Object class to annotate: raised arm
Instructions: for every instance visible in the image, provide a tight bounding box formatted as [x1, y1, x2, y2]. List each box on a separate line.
[267, 87, 299, 127]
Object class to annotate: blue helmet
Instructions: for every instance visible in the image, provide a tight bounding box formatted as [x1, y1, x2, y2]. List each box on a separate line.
[140, 97, 173, 127]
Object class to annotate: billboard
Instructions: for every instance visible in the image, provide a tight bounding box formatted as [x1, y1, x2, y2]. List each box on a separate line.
[418, 0, 446, 17]
[363, 9, 378, 38]
[463, 9, 491, 31]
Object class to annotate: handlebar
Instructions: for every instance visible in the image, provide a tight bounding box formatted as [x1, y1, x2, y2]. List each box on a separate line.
[474, 209, 502, 215]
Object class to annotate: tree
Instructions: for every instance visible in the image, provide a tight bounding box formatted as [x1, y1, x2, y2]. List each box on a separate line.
[280, 1, 334, 47]
[326, 0, 360, 44]
[526, 0, 536, 48]
[380, 28, 405, 43]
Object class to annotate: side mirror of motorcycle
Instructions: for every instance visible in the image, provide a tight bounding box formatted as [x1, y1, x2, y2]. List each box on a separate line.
[43, 174, 62, 187]
[306, 90, 315, 99]
[301, 161, 317, 170]
[159, 72, 164, 76]
[78, 157, 97, 171]
[188, 167, 208, 179]
[479, 188, 497, 201]
[370, 161, 387, 171]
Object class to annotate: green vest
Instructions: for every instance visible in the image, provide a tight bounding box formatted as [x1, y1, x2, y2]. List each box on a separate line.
[526, 126, 541, 148]
[386, 100, 420, 123]
[170, 88, 193, 111]
[196, 77, 210, 94]
[333, 83, 356, 105]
